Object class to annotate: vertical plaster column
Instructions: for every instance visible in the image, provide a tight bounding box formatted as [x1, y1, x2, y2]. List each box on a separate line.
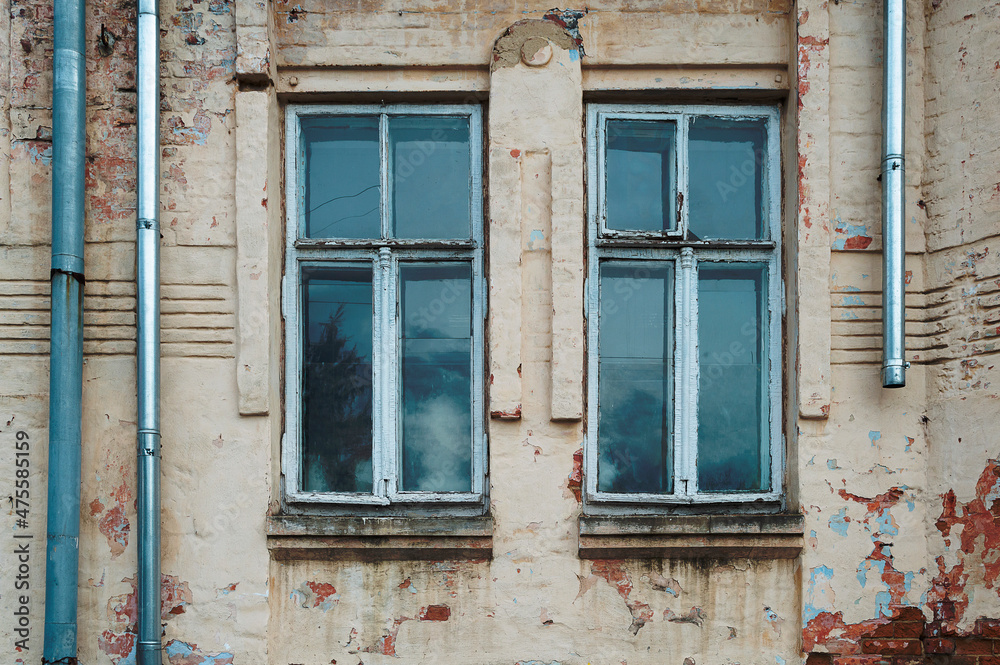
[234, 0, 277, 415]
[796, 3, 833, 420]
[488, 20, 585, 423]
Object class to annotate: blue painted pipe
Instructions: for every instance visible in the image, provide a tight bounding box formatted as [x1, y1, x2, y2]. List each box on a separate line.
[44, 0, 86, 657]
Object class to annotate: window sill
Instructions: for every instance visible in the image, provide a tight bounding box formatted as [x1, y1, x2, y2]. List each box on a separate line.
[266, 515, 493, 561]
[578, 513, 804, 559]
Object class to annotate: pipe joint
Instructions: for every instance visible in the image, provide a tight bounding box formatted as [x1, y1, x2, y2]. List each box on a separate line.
[137, 217, 159, 231]
[137, 430, 161, 457]
[51, 256, 86, 279]
[882, 362, 908, 388]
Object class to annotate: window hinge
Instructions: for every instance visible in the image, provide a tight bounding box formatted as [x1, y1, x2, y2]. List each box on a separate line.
[280, 273, 289, 320]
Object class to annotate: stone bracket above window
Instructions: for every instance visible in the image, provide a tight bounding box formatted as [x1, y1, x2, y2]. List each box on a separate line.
[578, 514, 804, 559]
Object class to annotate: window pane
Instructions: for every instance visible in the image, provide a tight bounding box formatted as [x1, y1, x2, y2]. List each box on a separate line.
[399, 263, 473, 492]
[605, 120, 677, 233]
[390, 116, 472, 240]
[301, 116, 380, 239]
[688, 117, 766, 240]
[301, 265, 374, 493]
[697, 265, 769, 492]
[598, 262, 674, 494]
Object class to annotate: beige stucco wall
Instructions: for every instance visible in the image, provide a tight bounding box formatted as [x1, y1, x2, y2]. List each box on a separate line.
[1, 0, 998, 663]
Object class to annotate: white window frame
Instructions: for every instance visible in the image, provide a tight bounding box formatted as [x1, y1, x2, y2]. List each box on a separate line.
[282, 104, 486, 509]
[585, 103, 783, 509]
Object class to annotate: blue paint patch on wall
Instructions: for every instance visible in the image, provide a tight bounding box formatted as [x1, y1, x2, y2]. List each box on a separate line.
[164, 640, 234, 665]
[875, 510, 899, 536]
[875, 591, 892, 617]
[829, 508, 850, 537]
[804, 565, 835, 624]
[839, 295, 865, 306]
[869, 431, 882, 447]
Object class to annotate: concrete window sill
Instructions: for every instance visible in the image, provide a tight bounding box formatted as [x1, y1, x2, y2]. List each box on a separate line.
[266, 515, 493, 561]
[578, 514, 804, 559]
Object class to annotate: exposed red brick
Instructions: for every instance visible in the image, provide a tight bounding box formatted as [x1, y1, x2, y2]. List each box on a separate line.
[977, 619, 1000, 638]
[567, 447, 583, 502]
[893, 607, 925, 622]
[924, 638, 956, 653]
[893, 622, 923, 638]
[832, 657, 889, 665]
[861, 640, 921, 655]
[933, 460, 1000, 594]
[804, 611, 891, 653]
[418, 605, 451, 622]
[844, 235, 873, 250]
[889, 658, 923, 665]
[870, 623, 896, 638]
[949, 656, 979, 665]
[982, 656, 1000, 665]
[956, 638, 995, 655]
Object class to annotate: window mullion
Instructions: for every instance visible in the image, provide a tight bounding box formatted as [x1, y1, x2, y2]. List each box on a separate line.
[675, 247, 698, 498]
[376, 247, 397, 501]
[380, 112, 390, 240]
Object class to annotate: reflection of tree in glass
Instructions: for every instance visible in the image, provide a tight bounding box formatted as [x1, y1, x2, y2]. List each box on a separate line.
[303, 306, 373, 493]
[400, 317, 472, 493]
[697, 378, 761, 492]
[598, 385, 669, 493]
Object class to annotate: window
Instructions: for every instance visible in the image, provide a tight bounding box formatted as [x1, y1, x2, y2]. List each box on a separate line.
[283, 104, 485, 509]
[585, 104, 782, 508]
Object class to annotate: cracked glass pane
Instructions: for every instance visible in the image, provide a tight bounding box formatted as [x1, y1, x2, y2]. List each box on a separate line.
[301, 116, 381, 239]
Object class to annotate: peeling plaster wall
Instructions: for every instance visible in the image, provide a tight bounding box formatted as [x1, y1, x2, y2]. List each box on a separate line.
[1, 0, 269, 662]
[798, 0, 1000, 659]
[922, 0, 1000, 637]
[2, 0, 998, 663]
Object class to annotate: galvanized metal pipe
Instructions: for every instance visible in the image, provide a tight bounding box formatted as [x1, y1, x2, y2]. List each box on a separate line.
[881, 0, 907, 388]
[136, 0, 162, 662]
[43, 0, 86, 656]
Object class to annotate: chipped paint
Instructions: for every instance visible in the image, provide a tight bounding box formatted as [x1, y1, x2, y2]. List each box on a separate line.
[832, 218, 874, 251]
[291, 581, 340, 610]
[164, 639, 235, 665]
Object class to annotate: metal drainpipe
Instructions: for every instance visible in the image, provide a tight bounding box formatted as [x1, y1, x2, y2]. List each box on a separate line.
[43, 0, 86, 657]
[136, 0, 162, 661]
[881, 0, 908, 388]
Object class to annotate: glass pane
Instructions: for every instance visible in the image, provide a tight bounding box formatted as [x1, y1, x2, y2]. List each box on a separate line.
[598, 262, 673, 494]
[301, 265, 374, 493]
[390, 116, 472, 240]
[301, 116, 380, 239]
[688, 117, 766, 240]
[605, 119, 676, 233]
[399, 263, 473, 492]
[697, 265, 769, 492]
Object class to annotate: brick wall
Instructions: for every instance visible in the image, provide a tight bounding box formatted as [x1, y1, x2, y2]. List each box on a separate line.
[808, 611, 1000, 665]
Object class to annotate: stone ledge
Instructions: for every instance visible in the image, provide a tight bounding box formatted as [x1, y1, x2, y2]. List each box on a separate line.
[266, 515, 493, 561]
[579, 514, 804, 559]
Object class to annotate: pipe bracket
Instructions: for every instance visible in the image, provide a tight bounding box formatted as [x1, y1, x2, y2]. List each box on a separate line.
[137, 217, 159, 231]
